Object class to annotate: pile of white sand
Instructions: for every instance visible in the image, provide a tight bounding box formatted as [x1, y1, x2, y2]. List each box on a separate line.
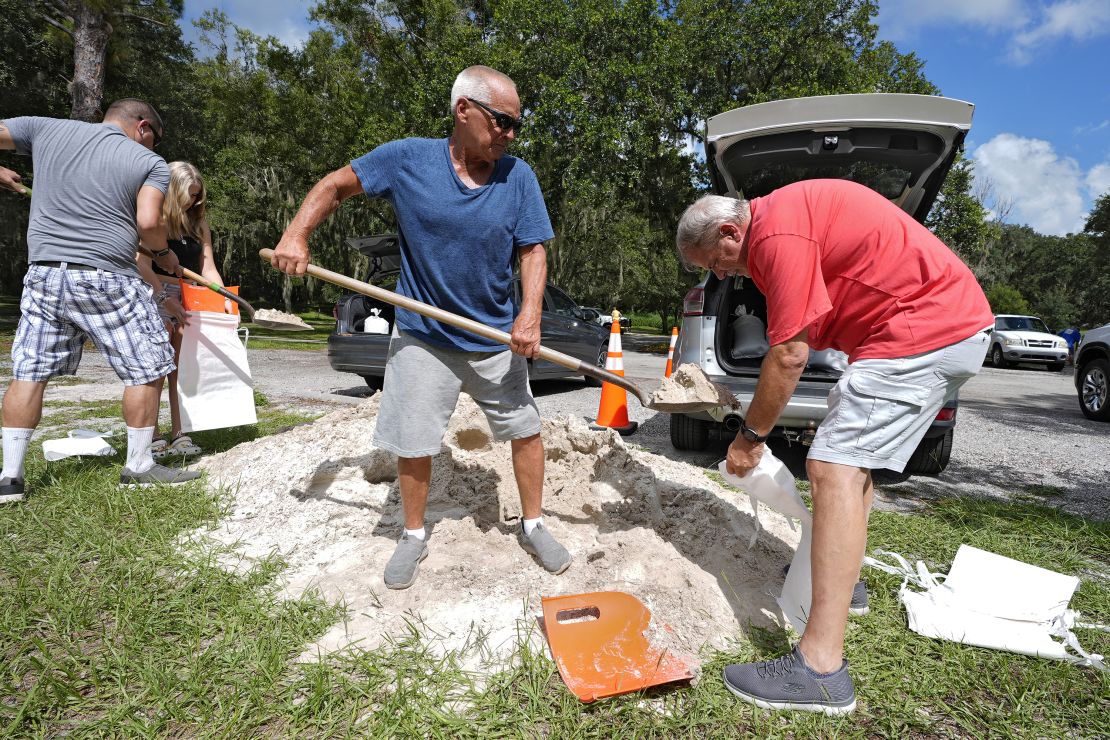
[193, 395, 801, 670]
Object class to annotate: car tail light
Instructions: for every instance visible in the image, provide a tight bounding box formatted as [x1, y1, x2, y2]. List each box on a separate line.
[935, 407, 956, 422]
[683, 287, 704, 317]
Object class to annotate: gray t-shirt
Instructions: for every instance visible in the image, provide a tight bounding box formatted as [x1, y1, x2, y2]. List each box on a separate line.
[4, 116, 170, 277]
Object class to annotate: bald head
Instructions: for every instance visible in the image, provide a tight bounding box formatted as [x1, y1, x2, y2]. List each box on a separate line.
[449, 66, 517, 115]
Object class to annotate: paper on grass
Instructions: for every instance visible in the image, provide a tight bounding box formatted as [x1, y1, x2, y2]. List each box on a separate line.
[42, 429, 116, 461]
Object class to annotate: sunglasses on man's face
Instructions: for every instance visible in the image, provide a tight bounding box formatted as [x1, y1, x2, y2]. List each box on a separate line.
[465, 97, 523, 134]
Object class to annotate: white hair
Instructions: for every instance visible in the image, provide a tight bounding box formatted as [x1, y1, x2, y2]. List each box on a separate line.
[675, 195, 751, 270]
[449, 65, 517, 115]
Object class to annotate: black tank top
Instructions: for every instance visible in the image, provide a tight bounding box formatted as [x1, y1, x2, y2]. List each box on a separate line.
[152, 235, 204, 276]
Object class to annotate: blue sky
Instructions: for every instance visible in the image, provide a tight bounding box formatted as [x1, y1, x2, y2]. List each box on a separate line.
[181, 0, 1110, 236]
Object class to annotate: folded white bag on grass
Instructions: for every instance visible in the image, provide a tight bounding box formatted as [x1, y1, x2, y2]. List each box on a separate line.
[42, 429, 116, 461]
[866, 546, 1108, 672]
[178, 311, 257, 433]
[718, 454, 814, 634]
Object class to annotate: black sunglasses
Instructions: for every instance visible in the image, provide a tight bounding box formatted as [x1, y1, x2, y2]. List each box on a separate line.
[465, 97, 523, 134]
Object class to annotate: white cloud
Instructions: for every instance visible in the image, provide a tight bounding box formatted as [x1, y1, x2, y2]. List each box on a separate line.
[1009, 0, 1110, 63]
[972, 133, 1089, 235]
[877, 0, 1110, 64]
[1088, 163, 1110, 200]
[877, 0, 1030, 40]
[184, 0, 315, 50]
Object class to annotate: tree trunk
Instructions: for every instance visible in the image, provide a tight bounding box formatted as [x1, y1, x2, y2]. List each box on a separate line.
[69, 2, 112, 121]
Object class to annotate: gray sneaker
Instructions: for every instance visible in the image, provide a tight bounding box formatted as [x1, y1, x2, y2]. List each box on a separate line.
[723, 645, 856, 715]
[384, 533, 428, 590]
[783, 565, 869, 616]
[119, 463, 202, 488]
[517, 522, 571, 574]
[0, 477, 26, 503]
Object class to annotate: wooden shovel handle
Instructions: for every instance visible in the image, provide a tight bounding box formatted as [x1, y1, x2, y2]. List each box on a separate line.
[257, 248, 651, 406]
[137, 244, 255, 320]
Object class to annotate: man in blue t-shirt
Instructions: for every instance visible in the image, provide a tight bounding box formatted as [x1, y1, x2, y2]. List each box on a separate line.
[272, 65, 571, 589]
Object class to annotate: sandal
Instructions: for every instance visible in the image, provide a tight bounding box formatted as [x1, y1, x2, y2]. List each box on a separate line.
[167, 434, 203, 458]
[150, 436, 169, 459]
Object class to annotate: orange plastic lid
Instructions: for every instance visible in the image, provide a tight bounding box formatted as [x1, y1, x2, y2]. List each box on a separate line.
[180, 280, 240, 315]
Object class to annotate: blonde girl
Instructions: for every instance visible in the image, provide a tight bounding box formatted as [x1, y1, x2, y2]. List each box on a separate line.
[150, 161, 229, 459]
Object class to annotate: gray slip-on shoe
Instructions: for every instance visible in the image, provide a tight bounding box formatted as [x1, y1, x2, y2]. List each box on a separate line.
[119, 463, 202, 488]
[783, 564, 869, 616]
[723, 645, 856, 715]
[517, 522, 571, 575]
[384, 533, 428, 590]
[0, 477, 26, 503]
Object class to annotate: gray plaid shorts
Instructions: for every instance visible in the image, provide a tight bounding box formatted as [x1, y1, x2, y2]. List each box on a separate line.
[13, 263, 175, 385]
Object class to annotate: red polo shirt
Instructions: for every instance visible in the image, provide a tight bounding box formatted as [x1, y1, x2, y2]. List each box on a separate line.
[746, 179, 992, 362]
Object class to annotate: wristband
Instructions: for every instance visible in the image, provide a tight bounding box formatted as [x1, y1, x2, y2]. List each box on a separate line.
[154, 290, 169, 305]
[154, 248, 172, 258]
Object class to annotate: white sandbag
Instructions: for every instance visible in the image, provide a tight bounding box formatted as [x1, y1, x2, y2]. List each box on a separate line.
[177, 311, 257, 433]
[42, 429, 115, 461]
[718, 453, 814, 633]
[866, 546, 1108, 671]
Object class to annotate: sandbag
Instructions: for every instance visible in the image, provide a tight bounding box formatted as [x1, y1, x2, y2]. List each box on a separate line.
[729, 306, 770, 360]
[718, 453, 814, 634]
[177, 311, 257, 433]
[866, 546, 1108, 671]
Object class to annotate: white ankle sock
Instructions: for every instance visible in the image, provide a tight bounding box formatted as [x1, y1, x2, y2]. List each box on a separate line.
[405, 527, 426, 541]
[126, 427, 156, 474]
[1, 428, 34, 481]
[523, 517, 542, 535]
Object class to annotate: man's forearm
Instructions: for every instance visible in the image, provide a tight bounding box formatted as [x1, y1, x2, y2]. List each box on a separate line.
[136, 255, 166, 293]
[517, 243, 547, 315]
[285, 177, 347, 240]
[744, 340, 809, 433]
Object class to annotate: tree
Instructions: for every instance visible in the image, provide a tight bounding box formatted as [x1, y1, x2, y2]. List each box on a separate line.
[985, 284, 1029, 316]
[30, 0, 181, 120]
[926, 155, 991, 275]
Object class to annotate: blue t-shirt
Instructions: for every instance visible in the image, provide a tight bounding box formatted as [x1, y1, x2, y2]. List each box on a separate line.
[350, 138, 554, 351]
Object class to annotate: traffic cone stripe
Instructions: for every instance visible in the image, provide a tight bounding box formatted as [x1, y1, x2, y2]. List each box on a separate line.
[664, 327, 678, 378]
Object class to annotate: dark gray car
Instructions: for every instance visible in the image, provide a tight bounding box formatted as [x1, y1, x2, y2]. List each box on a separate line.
[328, 235, 609, 389]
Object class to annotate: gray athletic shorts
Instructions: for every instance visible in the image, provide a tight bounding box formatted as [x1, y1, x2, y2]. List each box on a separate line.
[808, 327, 991, 472]
[372, 330, 541, 458]
[13, 263, 175, 386]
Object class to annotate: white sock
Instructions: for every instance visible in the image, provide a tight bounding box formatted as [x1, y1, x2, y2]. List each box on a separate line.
[405, 527, 426, 541]
[126, 427, 156, 474]
[523, 516, 542, 535]
[1, 428, 34, 481]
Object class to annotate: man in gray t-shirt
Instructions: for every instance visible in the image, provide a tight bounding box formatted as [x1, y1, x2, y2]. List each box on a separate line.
[0, 98, 201, 500]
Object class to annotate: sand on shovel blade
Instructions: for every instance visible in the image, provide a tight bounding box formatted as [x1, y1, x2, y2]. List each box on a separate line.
[649, 363, 739, 412]
[191, 394, 800, 674]
[253, 308, 313, 330]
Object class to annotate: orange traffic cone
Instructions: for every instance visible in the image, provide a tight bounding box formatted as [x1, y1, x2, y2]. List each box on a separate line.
[664, 327, 678, 378]
[590, 315, 638, 435]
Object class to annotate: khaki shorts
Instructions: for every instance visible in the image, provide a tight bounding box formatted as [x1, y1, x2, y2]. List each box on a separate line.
[808, 328, 991, 472]
[372, 331, 541, 458]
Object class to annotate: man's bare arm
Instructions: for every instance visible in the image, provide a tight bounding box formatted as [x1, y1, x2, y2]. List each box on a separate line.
[136, 185, 179, 275]
[744, 329, 811, 435]
[272, 165, 364, 276]
[510, 242, 547, 358]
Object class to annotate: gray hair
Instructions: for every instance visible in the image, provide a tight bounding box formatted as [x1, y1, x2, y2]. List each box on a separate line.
[675, 194, 750, 271]
[449, 65, 517, 115]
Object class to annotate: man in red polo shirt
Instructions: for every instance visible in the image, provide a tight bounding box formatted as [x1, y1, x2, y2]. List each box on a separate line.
[676, 179, 993, 714]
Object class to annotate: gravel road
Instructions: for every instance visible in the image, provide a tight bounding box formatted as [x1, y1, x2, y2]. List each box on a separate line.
[14, 339, 1108, 520]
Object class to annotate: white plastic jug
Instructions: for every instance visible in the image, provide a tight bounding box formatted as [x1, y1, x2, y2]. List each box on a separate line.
[362, 308, 390, 334]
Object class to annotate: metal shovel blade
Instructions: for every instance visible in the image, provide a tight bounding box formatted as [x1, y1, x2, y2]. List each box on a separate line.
[541, 591, 695, 702]
[257, 249, 727, 411]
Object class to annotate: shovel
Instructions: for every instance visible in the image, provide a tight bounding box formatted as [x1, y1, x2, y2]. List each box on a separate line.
[136, 245, 311, 331]
[258, 248, 724, 412]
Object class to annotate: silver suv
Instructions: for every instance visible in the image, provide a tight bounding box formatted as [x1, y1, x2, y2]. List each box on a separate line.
[670, 93, 974, 475]
[988, 314, 1069, 371]
[1074, 322, 1110, 421]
